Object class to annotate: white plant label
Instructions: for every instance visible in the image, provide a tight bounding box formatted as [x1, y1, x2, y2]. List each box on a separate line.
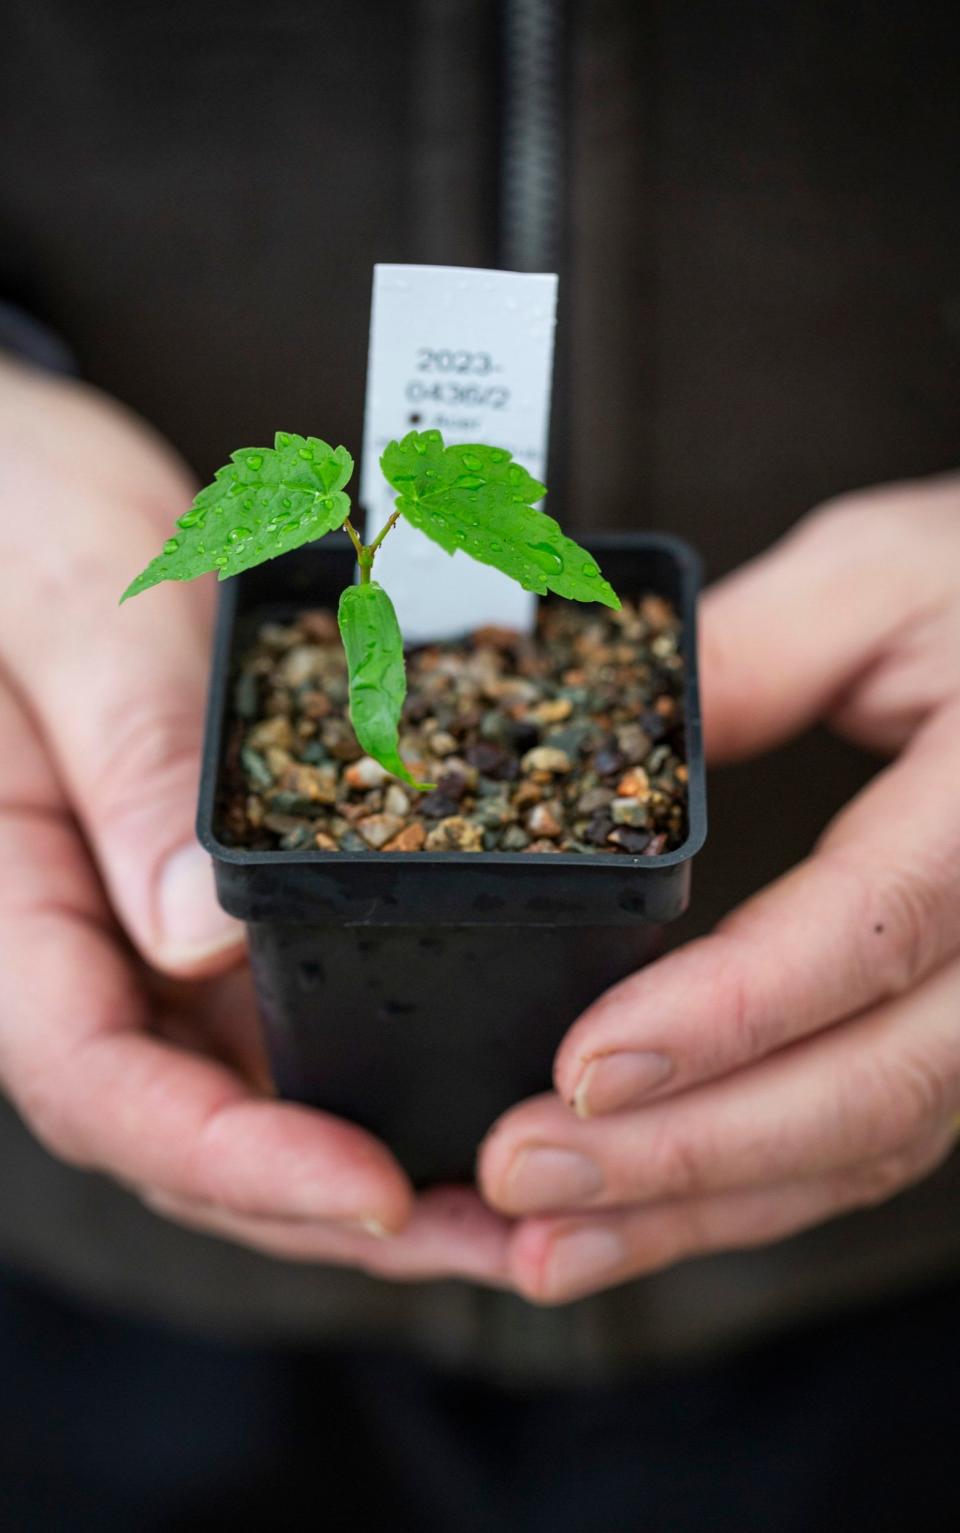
[360, 263, 558, 641]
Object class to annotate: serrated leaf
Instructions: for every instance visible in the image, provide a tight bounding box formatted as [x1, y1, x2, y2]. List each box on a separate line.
[337, 582, 432, 793]
[121, 432, 354, 601]
[380, 430, 620, 610]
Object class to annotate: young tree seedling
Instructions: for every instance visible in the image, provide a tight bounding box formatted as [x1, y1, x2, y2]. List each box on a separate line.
[123, 429, 620, 788]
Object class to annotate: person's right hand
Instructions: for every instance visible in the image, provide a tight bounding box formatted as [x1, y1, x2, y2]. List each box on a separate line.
[0, 355, 510, 1284]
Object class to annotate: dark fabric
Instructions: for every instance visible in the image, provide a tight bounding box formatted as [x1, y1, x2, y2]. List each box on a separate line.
[0, 1262, 955, 1532]
[1, 0, 959, 1375]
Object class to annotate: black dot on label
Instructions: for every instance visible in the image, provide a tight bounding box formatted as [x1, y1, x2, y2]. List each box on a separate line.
[407, 412, 423, 424]
[874, 923, 885, 934]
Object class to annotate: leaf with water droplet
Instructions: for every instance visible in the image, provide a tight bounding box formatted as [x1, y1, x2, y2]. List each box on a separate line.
[121, 431, 354, 600]
[380, 432, 620, 609]
[337, 582, 433, 791]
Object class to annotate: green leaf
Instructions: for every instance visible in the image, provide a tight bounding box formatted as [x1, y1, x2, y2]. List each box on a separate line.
[337, 581, 433, 793]
[380, 430, 620, 610]
[121, 432, 354, 601]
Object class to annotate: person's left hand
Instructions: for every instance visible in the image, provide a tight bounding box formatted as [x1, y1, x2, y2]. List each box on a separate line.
[477, 478, 960, 1304]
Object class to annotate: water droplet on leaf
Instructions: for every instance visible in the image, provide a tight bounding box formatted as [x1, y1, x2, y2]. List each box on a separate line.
[454, 474, 484, 490]
[228, 526, 251, 543]
[297, 446, 314, 461]
[246, 453, 264, 470]
[461, 452, 482, 471]
[581, 561, 599, 579]
[526, 542, 564, 575]
[163, 537, 179, 555]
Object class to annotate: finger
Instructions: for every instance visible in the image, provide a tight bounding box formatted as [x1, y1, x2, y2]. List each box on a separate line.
[1, 449, 242, 975]
[2, 977, 415, 1232]
[480, 950, 960, 1215]
[700, 476, 959, 764]
[0, 695, 411, 1232]
[505, 1126, 955, 1304]
[554, 702, 960, 1119]
[141, 1184, 512, 1287]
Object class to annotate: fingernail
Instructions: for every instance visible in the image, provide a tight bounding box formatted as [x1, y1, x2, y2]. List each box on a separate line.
[156, 842, 244, 961]
[543, 1226, 627, 1300]
[506, 1147, 603, 1212]
[573, 1051, 673, 1118]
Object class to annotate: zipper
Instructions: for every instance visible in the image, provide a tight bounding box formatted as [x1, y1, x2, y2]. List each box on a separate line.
[500, 0, 566, 272]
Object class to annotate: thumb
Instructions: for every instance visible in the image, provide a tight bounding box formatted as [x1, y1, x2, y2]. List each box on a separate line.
[0, 498, 243, 976]
[699, 492, 931, 764]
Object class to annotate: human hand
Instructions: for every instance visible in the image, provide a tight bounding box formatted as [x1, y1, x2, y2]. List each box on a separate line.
[478, 477, 960, 1303]
[0, 356, 509, 1284]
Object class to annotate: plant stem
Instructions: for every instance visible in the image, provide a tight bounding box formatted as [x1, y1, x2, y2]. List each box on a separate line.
[344, 519, 365, 563]
[366, 508, 403, 557]
[345, 510, 401, 586]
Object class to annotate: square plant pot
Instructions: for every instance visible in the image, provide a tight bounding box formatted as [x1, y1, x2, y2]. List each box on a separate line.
[198, 533, 706, 1185]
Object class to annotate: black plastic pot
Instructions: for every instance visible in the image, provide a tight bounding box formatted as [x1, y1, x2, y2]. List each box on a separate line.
[198, 533, 706, 1184]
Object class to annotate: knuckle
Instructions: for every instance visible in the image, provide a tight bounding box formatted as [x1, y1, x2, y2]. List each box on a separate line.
[869, 865, 942, 996]
[845, 1132, 950, 1210]
[87, 698, 201, 831]
[799, 484, 914, 550]
[819, 849, 942, 1002]
[841, 1047, 949, 1153]
[849, 1150, 917, 1206]
[644, 1121, 707, 1199]
[16, 1070, 90, 1168]
[702, 934, 775, 1066]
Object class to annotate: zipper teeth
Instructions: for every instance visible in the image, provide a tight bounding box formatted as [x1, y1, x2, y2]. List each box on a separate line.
[500, 0, 564, 272]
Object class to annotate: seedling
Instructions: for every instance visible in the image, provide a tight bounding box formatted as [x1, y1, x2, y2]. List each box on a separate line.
[123, 428, 619, 786]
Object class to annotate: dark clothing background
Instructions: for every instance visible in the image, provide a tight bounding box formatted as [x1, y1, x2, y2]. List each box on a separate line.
[1, 1262, 957, 1531]
[1, 0, 959, 1381]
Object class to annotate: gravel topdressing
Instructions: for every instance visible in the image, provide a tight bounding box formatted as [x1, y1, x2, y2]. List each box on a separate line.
[217, 594, 688, 855]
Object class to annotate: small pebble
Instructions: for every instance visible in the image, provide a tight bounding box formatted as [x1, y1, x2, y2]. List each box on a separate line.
[607, 826, 652, 854]
[531, 697, 573, 725]
[500, 825, 531, 851]
[425, 817, 484, 852]
[527, 801, 563, 839]
[345, 756, 390, 790]
[384, 784, 411, 817]
[617, 768, 651, 799]
[339, 829, 370, 853]
[356, 813, 406, 849]
[278, 645, 326, 687]
[382, 822, 427, 852]
[248, 716, 295, 752]
[611, 797, 650, 828]
[521, 746, 572, 775]
[576, 786, 613, 815]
